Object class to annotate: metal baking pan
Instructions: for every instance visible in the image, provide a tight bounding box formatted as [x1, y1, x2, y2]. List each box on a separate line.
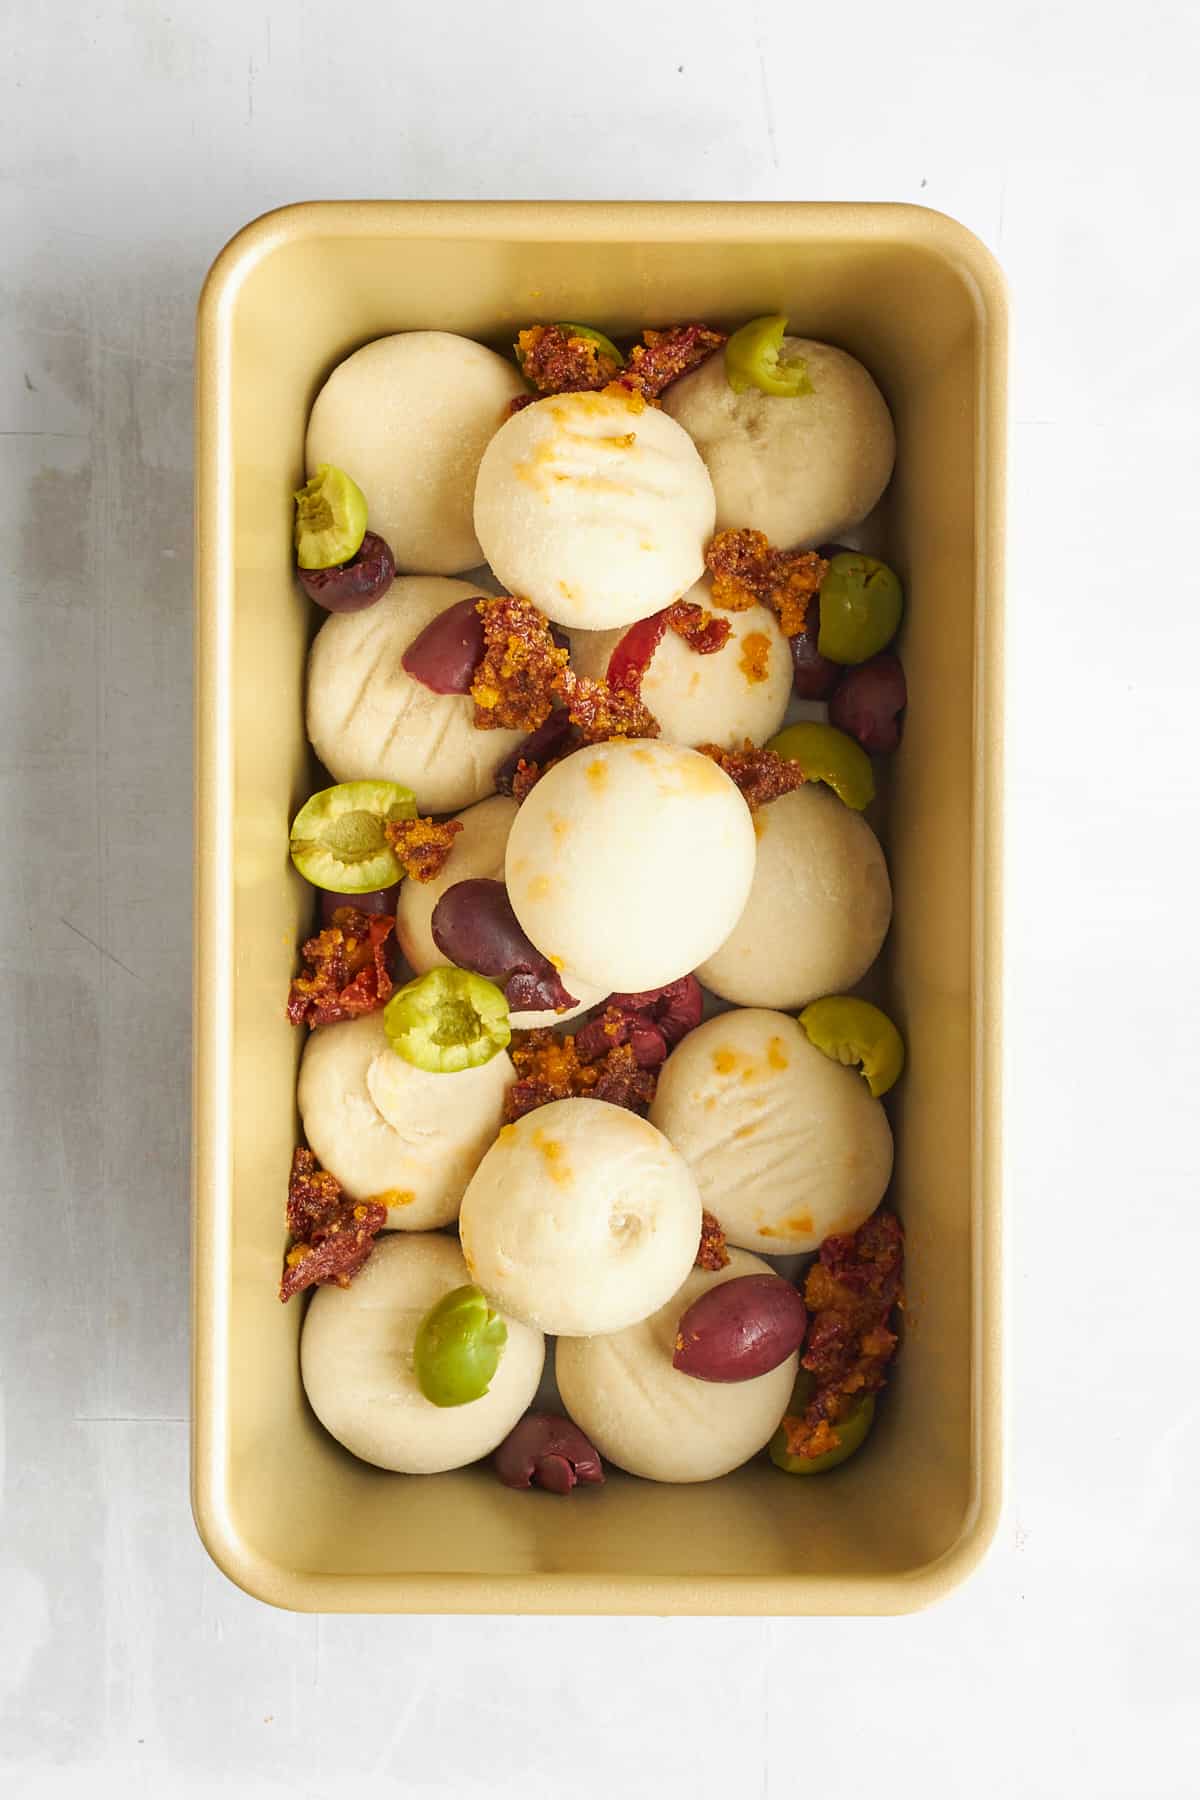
[193, 201, 1006, 1613]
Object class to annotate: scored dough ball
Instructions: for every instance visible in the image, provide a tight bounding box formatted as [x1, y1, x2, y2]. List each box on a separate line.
[305, 332, 525, 574]
[473, 389, 716, 630]
[649, 1009, 893, 1255]
[569, 584, 791, 751]
[663, 338, 895, 550]
[306, 577, 525, 813]
[301, 1233, 544, 1474]
[557, 1248, 796, 1483]
[459, 1098, 702, 1336]
[298, 1011, 512, 1229]
[697, 785, 891, 1009]
[505, 739, 756, 993]
[394, 793, 607, 1029]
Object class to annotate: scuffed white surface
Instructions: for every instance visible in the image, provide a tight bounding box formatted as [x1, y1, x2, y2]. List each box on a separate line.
[2, 0, 1200, 1795]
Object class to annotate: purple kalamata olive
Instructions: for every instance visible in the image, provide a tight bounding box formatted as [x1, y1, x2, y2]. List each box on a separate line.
[494, 1413, 605, 1493]
[672, 1274, 807, 1382]
[788, 599, 841, 700]
[495, 709, 577, 794]
[297, 530, 395, 613]
[828, 650, 907, 753]
[574, 976, 704, 1068]
[401, 597, 485, 693]
[431, 878, 576, 1013]
[319, 884, 401, 928]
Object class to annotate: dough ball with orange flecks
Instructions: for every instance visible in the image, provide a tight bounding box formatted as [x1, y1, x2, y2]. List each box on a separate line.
[568, 581, 792, 751]
[458, 1098, 702, 1335]
[649, 1010, 892, 1254]
[473, 389, 715, 630]
[504, 738, 756, 994]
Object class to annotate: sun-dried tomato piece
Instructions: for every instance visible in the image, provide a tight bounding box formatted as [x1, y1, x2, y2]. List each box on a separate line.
[705, 529, 829, 637]
[503, 1028, 658, 1122]
[383, 816, 463, 883]
[778, 1208, 904, 1458]
[697, 740, 807, 811]
[286, 909, 395, 1029]
[663, 599, 732, 656]
[516, 324, 622, 396]
[279, 1147, 387, 1301]
[696, 1209, 730, 1271]
[470, 595, 570, 733]
[590, 1040, 658, 1111]
[616, 323, 725, 400]
[564, 673, 659, 743]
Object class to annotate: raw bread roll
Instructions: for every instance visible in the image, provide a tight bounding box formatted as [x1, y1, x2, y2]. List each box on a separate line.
[504, 739, 756, 994]
[697, 784, 891, 1009]
[306, 577, 525, 813]
[556, 1248, 796, 1483]
[301, 1234, 544, 1474]
[568, 583, 791, 751]
[298, 1011, 511, 1229]
[649, 1009, 893, 1254]
[663, 338, 894, 549]
[473, 389, 716, 630]
[459, 1098, 702, 1336]
[393, 793, 606, 1029]
[306, 331, 525, 574]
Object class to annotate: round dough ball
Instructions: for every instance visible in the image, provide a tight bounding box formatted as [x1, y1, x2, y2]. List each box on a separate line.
[306, 577, 525, 813]
[649, 1009, 893, 1254]
[504, 739, 756, 993]
[662, 338, 895, 550]
[298, 1011, 512, 1229]
[459, 1098, 702, 1336]
[697, 784, 891, 1009]
[556, 1248, 796, 1483]
[305, 332, 525, 574]
[473, 389, 716, 630]
[301, 1233, 544, 1474]
[394, 793, 607, 1030]
[569, 584, 791, 751]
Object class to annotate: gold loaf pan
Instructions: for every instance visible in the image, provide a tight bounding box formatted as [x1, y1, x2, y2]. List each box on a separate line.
[193, 202, 1006, 1614]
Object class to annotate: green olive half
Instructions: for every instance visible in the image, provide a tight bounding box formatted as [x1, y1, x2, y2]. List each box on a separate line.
[817, 554, 904, 665]
[414, 1285, 508, 1407]
[294, 464, 369, 570]
[799, 995, 905, 1098]
[724, 314, 814, 398]
[383, 967, 511, 1073]
[289, 780, 416, 892]
[770, 1393, 876, 1474]
[766, 721, 875, 811]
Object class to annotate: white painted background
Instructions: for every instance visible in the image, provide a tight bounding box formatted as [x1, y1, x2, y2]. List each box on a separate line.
[3, 1, 1198, 1794]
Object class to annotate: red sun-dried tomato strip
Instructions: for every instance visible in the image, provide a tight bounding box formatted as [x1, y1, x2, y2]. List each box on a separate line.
[470, 595, 571, 733]
[779, 1208, 904, 1460]
[279, 1147, 387, 1302]
[286, 909, 395, 1029]
[697, 740, 807, 811]
[705, 529, 829, 637]
[663, 598, 732, 656]
[383, 816, 463, 883]
[516, 325, 623, 396]
[616, 323, 726, 401]
[696, 1210, 731, 1272]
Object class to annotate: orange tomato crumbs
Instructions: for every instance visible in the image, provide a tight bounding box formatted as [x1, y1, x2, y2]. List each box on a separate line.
[697, 740, 807, 811]
[383, 816, 463, 883]
[705, 529, 829, 638]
